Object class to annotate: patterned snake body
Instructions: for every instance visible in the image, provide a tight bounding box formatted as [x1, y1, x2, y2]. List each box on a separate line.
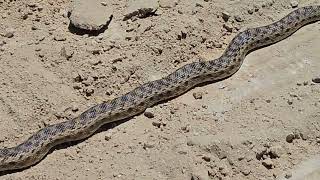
[1, 6, 320, 171]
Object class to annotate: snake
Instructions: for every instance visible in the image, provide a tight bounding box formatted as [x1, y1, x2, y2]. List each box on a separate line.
[0, 5, 320, 172]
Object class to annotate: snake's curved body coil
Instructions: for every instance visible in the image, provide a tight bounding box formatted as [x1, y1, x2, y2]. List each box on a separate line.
[1, 6, 320, 172]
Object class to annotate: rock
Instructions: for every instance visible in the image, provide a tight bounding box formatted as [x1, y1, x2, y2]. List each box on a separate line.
[234, 15, 243, 22]
[269, 145, 285, 158]
[254, 5, 260, 12]
[152, 121, 161, 128]
[68, 0, 112, 31]
[4, 28, 15, 38]
[177, 30, 187, 40]
[21, 13, 29, 20]
[60, 46, 74, 59]
[202, 155, 211, 162]
[191, 167, 209, 180]
[286, 133, 295, 143]
[312, 76, 320, 83]
[262, 158, 274, 169]
[240, 167, 251, 176]
[101, 1, 107, 6]
[290, 1, 298, 8]
[27, 1, 38, 8]
[124, 0, 158, 20]
[53, 32, 66, 41]
[73, 83, 82, 90]
[0, 40, 6, 47]
[287, 99, 293, 105]
[159, 0, 178, 8]
[223, 23, 233, 32]
[143, 142, 155, 149]
[299, 130, 309, 140]
[195, 2, 204, 8]
[181, 124, 191, 133]
[217, 159, 231, 176]
[144, 108, 155, 118]
[254, 146, 267, 160]
[285, 172, 292, 179]
[84, 86, 94, 96]
[213, 42, 222, 48]
[104, 132, 112, 141]
[193, 92, 203, 99]
[177, 146, 188, 155]
[31, 25, 38, 30]
[221, 11, 230, 22]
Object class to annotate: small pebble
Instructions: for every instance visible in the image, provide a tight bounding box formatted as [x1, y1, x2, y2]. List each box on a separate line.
[181, 125, 191, 133]
[71, 105, 79, 112]
[254, 5, 260, 12]
[144, 109, 155, 118]
[234, 15, 243, 22]
[193, 92, 203, 99]
[101, 1, 107, 6]
[285, 172, 292, 179]
[143, 142, 155, 149]
[269, 145, 285, 158]
[223, 23, 233, 32]
[195, 3, 203, 8]
[0, 40, 6, 47]
[22, 13, 28, 20]
[290, 1, 298, 8]
[191, 168, 209, 180]
[54, 34, 66, 41]
[84, 87, 94, 96]
[4, 28, 15, 38]
[221, 11, 230, 22]
[286, 133, 295, 143]
[104, 133, 112, 141]
[60, 46, 74, 59]
[262, 159, 273, 169]
[152, 121, 161, 128]
[202, 156, 211, 162]
[241, 168, 251, 176]
[312, 76, 320, 83]
[213, 42, 222, 48]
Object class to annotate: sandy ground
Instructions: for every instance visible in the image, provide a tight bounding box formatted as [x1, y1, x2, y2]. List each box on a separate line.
[0, 0, 320, 179]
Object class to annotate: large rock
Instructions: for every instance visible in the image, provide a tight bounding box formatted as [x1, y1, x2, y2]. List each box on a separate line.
[124, 0, 159, 20]
[68, 0, 112, 31]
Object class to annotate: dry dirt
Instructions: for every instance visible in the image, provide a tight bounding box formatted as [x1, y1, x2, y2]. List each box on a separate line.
[0, 0, 320, 180]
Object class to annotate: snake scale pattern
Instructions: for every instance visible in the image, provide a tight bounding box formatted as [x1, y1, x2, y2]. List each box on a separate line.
[0, 5, 320, 172]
